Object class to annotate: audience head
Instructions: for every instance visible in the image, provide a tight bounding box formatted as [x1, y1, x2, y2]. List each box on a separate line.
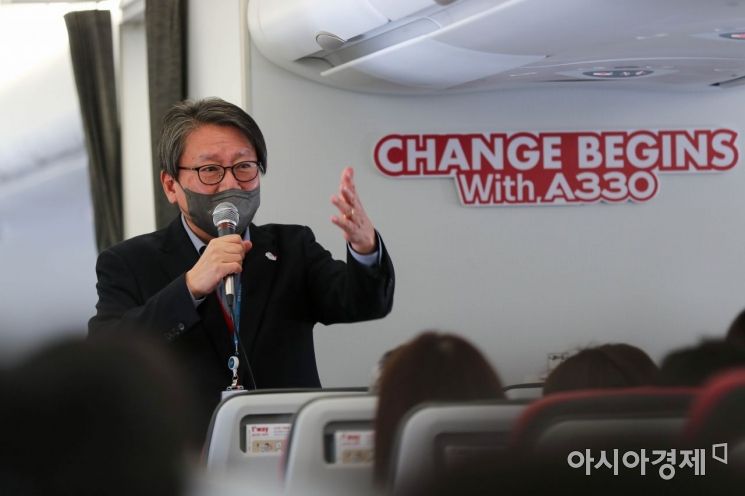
[373, 331, 504, 483]
[726, 309, 745, 345]
[543, 343, 658, 395]
[658, 339, 745, 387]
[0, 334, 197, 496]
[368, 347, 399, 394]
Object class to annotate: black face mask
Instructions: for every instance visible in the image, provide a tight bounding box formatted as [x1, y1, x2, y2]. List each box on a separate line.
[181, 187, 260, 237]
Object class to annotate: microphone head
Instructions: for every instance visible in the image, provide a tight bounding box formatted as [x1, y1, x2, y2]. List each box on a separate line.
[212, 202, 239, 228]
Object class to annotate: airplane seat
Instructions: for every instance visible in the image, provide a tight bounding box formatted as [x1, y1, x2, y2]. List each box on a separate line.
[508, 387, 698, 456]
[387, 399, 529, 496]
[498, 387, 699, 493]
[683, 368, 745, 476]
[683, 367, 745, 445]
[282, 394, 379, 496]
[203, 388, 364, 493]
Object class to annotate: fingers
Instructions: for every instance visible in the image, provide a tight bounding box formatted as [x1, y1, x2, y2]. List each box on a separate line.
[330, 166, 376, 254]
[186, 236, 249, 297]
[330, 167, 368, 226]
[337, 167, 358, 205]
[332, 187, 353, 211]
[341, 167, 356, 194]
[330, 215, 353, 242]
[206, 234, 244, 252]
[338, 167, 357, 207]
[340, 187, 357, 210]
[330, 195, 364, 235]
[205, 236, 248, 266]
[332, 169, 361, 218]
[330, 211, 358, 233]
[331, 193, 354, 218]
[330, 189, 362, 239]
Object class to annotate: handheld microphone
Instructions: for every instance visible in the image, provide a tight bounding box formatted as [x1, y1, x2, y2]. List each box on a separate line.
[212, 202, 239, 307]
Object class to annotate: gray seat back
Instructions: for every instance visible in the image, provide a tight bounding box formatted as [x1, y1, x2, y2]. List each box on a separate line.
[204, 388, 362, 493]
[389, 400, 528, 495]
[283, 394, 379, 496]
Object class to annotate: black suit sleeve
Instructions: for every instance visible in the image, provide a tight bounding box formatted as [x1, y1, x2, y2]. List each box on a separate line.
[302, 227, 395, 325]
[88, 248, 200, 340]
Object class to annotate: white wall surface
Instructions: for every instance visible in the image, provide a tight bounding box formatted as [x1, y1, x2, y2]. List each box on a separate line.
[247, 45, 745, 387]
[120, 18, 156, 238]
[187, 0, 247, 104]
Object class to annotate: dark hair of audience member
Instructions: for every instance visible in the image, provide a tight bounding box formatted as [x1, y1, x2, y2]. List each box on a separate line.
[658, 339, 745, 387]
[373, 331, 504, 484]
[0, 333, 198, 496]
[726, 309, 745, 345]
[543, 343, 659, 395]
[368, 347, 400, 394]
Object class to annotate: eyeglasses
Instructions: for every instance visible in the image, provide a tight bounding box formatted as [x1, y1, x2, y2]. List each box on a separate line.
[178, 161, 261, 185]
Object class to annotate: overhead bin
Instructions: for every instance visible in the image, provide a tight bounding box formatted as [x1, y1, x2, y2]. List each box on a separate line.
[367, 0, 443, 21]
[247, 0, 443, 61]
[247, 0, 544, 91]
[247, 0, 745, 93]
[248, 0, 388, 62]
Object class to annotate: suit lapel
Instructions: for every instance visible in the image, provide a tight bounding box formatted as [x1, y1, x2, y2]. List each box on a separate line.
[160, 217, 199, 280]
[240, 224, 279, 358]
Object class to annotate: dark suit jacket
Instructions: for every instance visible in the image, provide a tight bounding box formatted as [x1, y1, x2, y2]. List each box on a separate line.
[89, 217, 394, 429]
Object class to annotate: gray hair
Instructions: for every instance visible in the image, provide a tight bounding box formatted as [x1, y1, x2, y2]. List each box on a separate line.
[158, 97, 267, 178]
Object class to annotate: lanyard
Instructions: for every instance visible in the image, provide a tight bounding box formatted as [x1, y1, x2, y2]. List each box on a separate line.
[217, 279, 242, 357]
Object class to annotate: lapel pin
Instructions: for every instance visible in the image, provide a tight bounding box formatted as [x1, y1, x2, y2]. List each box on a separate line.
[265, 251, 278, 261]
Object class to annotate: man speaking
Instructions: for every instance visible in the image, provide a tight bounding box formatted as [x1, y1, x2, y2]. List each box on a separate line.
[89, 98, 395, 433]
